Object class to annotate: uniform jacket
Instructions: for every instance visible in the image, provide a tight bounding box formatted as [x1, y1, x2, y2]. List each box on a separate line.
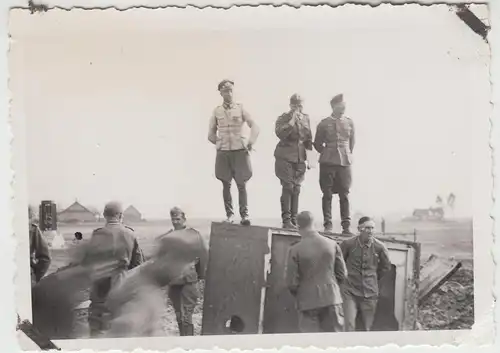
[29, 223, 51, 286]
[340, 235, 392, 298]
[155, 227, 208, 285]
[285, 231, 347, 311]
[313, 115, 355, 166]
[208, 102, 260, 151]
[274, 111, 313, 163]
[82, 222, 145, 303]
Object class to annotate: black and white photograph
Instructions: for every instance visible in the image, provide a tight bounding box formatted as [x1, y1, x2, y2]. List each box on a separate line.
[8, 3, 493, 351]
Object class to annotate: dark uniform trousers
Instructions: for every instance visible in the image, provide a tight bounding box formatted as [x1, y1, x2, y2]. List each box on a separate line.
[275, 159, 306, 225]
[298, 304, 344, 333]
[319, 164, 352, 229]
[215, 149, 252, 218]
[168, 282, 200, 336]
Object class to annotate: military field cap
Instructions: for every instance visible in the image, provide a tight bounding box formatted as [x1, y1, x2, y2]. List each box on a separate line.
[218, 79, 234, 91]
[103, 201, 124, 217]
[290, 94, 303, 105]
[170, 206, 186, 218]
[330, 94, 344, 106]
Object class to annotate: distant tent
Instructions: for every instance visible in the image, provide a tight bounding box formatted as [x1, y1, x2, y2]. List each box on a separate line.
[58, 201, 96, 223]
[123, 205, 143, 223]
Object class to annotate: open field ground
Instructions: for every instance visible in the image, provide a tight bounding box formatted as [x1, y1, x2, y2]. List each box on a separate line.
[44, 217, 473, 336]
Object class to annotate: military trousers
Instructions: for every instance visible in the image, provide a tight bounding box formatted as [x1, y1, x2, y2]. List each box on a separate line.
[319, 164, 352, 230]
[298, 304, 344, 333]
[275, 159, 306, 225]
[342, 291, 378, 332]
[168, 282, 200, 336]
[215, 149, 252, 218]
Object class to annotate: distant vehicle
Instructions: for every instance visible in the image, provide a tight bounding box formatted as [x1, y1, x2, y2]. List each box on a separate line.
[412, 207, 445, 221]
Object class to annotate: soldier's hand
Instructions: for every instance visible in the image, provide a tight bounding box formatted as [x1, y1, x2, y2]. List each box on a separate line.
[246, 143, 253, 152]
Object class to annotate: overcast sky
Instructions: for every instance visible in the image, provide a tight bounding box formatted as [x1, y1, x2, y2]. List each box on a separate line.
[9, 4, 490, 220]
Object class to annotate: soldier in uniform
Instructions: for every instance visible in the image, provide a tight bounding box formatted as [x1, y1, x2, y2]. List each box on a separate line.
[340, 216, 392, 332]
[274, 94, 313, 229]
[285, 211, 347, 332]
[313, 94, 355, 234]
[29, 206, 51, 287]
[156, 207, 208, 336]
[208, 79, 260, 225]
[83, 201, 145, 337]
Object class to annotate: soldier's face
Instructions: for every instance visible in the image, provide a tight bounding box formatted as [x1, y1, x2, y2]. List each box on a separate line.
[359, 220, 375, 239]
[290, 103, 303, 112]
[220, 89, 233, 102]
[331, 102, 346, 115]
[171, 215, 186, 230]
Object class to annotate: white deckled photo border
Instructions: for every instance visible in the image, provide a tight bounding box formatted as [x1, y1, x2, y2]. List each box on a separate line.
[1, 0, 498, 352]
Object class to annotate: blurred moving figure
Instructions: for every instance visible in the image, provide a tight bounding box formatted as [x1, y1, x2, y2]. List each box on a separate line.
[156, 207, 208, 336]
[31, 206, 207, 339]
[29, 205, 51, 287]
[81, 201, 145, 337]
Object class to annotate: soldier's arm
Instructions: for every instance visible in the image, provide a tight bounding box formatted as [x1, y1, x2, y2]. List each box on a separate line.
[33, 226, 51, 281]
[313, 122, 325, 153]
[303, 115, 313, 150]
[377, 243, 392, 280]
[334, 242, 347, 284]
[208, 112, 218, 145]
[349, 120, 355, 153]
[195, 231, 209, 280]
[275, 113, 295, 140]
[339, 239, 350, 263]
[128, 238, 145, 270]
[285, 248, 299, 296]
[242, 107, 260, 146]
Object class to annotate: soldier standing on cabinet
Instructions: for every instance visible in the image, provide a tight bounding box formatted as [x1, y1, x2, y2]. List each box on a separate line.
[208, 79, 260, 226]
[314, 94, 355, 234]
[274, 94, 313, 229]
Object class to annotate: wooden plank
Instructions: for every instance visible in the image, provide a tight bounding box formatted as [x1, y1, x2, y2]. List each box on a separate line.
[262, 233, 300, 334]
[201, 222, 270, 335]
[418, 254, 462, 304]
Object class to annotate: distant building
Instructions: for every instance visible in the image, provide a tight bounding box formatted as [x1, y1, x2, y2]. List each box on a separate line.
[58, 201, 97, 223]
[123, 205, 143, 223]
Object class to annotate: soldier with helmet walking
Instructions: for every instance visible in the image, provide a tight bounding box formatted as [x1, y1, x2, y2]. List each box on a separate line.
[208, 79, 260, 226]
[274, 94, 313, 229]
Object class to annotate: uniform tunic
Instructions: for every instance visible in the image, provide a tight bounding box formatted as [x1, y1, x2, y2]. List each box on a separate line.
[274, 111, 313, 188]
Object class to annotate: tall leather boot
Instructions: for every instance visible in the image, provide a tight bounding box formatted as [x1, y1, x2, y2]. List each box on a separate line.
[177, 320, 185, 336]
[290, 186, 300, 227]
[322, 192, 333, 232]
[183, 323, 194, 336]
[281, 186, 295, 229]
[222, 181, 234, 222]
